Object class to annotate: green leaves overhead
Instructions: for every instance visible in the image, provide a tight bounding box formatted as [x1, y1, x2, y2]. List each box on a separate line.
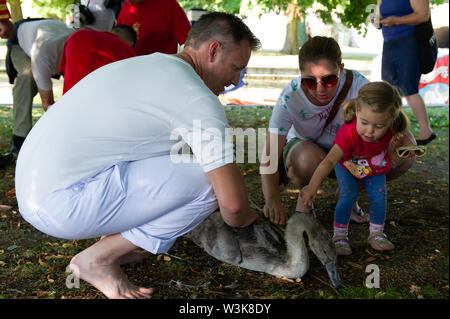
[179, 0, 444, 31]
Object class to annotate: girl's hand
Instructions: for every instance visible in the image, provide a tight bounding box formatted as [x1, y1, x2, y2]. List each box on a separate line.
[300, 185, 316, 207]
[263, 200, 289, 225]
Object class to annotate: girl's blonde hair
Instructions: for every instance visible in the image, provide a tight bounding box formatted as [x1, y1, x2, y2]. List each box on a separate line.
[342, 81, 409, 133]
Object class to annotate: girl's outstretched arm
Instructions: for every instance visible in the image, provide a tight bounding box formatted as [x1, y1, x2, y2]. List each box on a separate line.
[300, 144, 344, 207]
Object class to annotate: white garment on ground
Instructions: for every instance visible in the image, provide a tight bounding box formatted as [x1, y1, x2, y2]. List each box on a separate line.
[15, 53, 234, 251]
[269, 69, 369, 149]
[17, 19, 75, 91]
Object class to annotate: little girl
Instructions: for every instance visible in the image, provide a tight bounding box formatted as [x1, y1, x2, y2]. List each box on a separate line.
[300, 81, 413, 255]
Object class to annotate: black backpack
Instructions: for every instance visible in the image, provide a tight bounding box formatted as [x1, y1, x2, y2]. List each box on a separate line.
[414, 18, 438, 74]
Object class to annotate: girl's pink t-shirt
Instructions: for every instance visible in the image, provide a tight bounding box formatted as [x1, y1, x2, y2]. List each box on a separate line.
[333, 119, 394, 179]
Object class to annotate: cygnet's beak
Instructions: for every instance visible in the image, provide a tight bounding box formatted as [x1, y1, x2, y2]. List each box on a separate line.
[325, 261, 340, 288]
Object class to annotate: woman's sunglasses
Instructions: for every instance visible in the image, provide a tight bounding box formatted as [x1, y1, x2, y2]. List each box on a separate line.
[301, 74, 339, 90]
[396, 145, 426, 158]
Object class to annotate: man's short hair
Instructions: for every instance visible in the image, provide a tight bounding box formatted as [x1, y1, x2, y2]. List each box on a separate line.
[185, 12, 261, 51]
[112, 24, 137, 47]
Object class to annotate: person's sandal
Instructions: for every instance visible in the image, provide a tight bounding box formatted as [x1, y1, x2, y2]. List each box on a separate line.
[333, 236, 352, 256]
[368, 232, 395, 251]
[350, 206, 370, 223]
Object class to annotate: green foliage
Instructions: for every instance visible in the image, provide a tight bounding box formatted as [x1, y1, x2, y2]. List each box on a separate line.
[31, 0, 79, 20]
[180, 0, 444, 32]
[179, 0, 242, 14]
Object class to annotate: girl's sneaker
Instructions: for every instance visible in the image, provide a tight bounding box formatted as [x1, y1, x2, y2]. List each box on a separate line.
[368, 232, 395, 251]
[333, 236, 352, 256]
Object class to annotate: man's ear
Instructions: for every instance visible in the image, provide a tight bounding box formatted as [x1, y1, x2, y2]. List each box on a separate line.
[208, 40, 221, 63]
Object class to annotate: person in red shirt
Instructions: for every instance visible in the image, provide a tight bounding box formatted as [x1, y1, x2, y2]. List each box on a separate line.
[0, 0, 13, 39]
[59, 25, 137, 94]
[116, 0, 191, 55]
[300, 81, 418, 255]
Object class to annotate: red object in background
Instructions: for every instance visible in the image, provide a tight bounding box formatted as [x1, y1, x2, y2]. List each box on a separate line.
[419, 54, 449, 89]
[418, 52, 449, 105]
[116, 0, 191, 56]
[59, 29, 136, 94]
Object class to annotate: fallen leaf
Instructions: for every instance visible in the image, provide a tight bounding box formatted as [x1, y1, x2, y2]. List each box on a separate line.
[47, 275, 54, 283]
[38, 257, 47, 267]
[45, 254, 66, 260]
[156, 254, 171, 262]
[365, 256, 376, 263]
[0, 261, 6, 267]
[46, 242, 59, 247]
[62, 243, 72, 248]
[32, 291, 50, 297]
[278, 276, 294, 283]
[5, 188, 16, 198]
[190, 266, 199, 273]
[295, 278, 302, 283]
[347, 261, 364, 269]
[410, 199, 418, 204]
[0, 204, 12, 211]
[410, 285, 420, 294]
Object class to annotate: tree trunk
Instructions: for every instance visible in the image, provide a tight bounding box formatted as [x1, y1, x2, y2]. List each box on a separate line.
[8, 0, 23, 22]
[281, 17, 299, 55]
[281, 17, 308, 55]
[280, 1, 307, 55]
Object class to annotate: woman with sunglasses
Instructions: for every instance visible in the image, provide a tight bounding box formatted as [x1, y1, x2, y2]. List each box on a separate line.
[260, 36, 416, 226]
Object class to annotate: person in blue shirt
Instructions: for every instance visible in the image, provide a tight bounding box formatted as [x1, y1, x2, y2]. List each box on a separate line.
[376, 0, 436, 145]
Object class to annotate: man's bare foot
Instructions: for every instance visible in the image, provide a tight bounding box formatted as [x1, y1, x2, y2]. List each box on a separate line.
[69, 234, 153, 299]
[118, 249, 147, 265]
[99, 236, 147, 266]
[70, 252, 153, 299]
